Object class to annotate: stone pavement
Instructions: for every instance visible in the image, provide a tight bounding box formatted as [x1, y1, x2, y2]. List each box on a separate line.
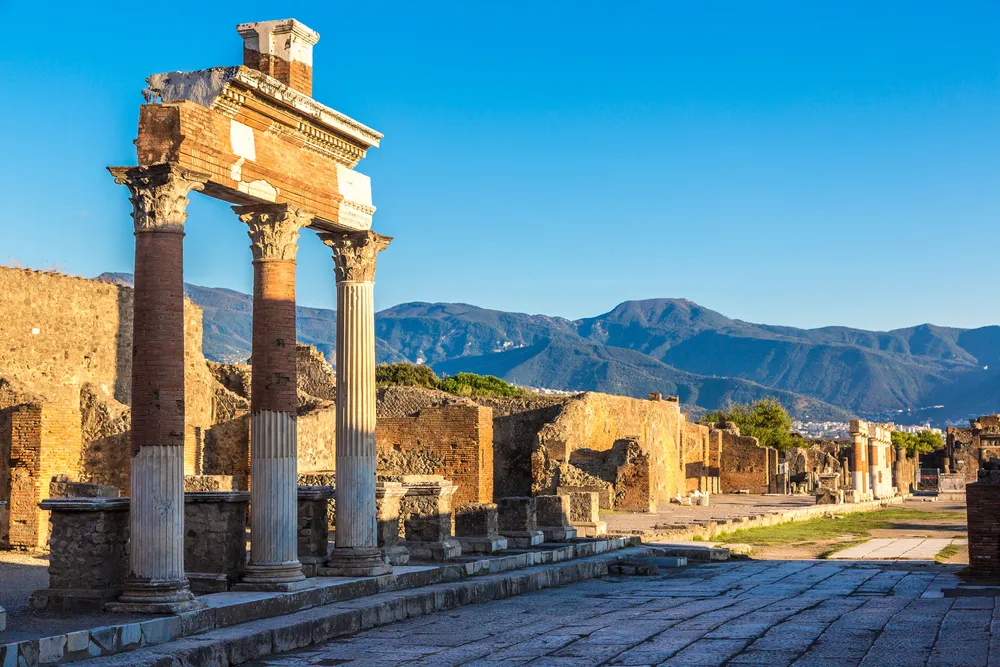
[830, 538, 965, 561]
[254, 559, 986, 667]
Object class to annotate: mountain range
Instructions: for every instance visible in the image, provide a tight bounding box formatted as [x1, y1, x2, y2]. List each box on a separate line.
[98, 273, 1000, 424]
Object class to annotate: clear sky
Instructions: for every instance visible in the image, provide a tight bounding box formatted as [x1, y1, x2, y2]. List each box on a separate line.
[0, 2, 996, 330]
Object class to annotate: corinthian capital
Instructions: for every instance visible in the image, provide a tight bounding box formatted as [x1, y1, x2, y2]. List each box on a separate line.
[234, 204, 312, 261]
[320, 231, 392, 283]
[108, 164, 208, 233]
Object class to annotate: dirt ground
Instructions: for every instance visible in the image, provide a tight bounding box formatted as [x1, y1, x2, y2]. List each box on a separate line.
[740, 498, 969, 562]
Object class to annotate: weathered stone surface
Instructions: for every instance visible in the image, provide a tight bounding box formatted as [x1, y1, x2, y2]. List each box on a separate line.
[30, 497, 130, 610]
[298, 486, 334, 576]
[376, 481, 408, 565]
[400, 478, 461, 561]
[184, 475, 236, 492]
[184, 491, 249, 591]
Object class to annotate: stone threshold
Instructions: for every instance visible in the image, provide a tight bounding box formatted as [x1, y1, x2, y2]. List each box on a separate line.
[1, 536, 639, 666]
[624, 495, 907, 542]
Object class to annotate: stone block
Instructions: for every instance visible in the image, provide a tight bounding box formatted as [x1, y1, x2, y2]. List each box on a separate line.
[49, 478, 119, 499]
[455, 503, 506, 553]
[558, 484, 615, 510]
[400, 477, 462, 561]
[535, 495, 577, 541]
[184, 491, 249, 592]
[30, 497, 130, 611]
[376, 481, 409, 565]
[497, 496, 544, 547]
[298, 485, 335, 576]
[565, 491, 606, 536]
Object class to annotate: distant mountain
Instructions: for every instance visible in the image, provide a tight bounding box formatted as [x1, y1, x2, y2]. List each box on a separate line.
[97, 274, 1000, 423]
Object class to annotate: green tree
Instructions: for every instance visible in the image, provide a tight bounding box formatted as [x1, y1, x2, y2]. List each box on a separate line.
[375, 363, 440, 389]
[702, 398, 801, 452]
[436, 372, 528, 398]
[891, 429, 943, 454]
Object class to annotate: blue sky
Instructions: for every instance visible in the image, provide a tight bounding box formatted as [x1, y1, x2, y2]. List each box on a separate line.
[0, 1, 996, 330]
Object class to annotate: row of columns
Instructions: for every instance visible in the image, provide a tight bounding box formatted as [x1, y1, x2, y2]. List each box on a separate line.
[112, 164, 391, 611]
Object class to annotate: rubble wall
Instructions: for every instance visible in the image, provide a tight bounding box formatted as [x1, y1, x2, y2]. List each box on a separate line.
[719, 430, 773, 494]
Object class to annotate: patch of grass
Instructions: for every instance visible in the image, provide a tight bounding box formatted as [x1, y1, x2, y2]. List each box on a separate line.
[707, 508, 965, 556]
[935, 544, 961, 563]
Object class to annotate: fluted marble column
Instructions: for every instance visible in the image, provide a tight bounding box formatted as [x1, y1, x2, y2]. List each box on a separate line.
[109, 163, 207, 613]
[234, 204, 313, 591]
[320, 231, 392, 576]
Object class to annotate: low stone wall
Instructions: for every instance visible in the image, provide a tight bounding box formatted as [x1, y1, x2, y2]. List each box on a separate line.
[184, 492, 250, 593]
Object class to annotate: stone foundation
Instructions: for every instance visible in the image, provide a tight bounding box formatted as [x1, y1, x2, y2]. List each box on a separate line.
[376, 481, 409, 565]
[567, 491, 607, 537]
[455, 502, 508, 553]
[184, 491, 250, 593]
[498, 496, 544, 548]
[298, 486, 335, 576]
[29, 497, 130, 611]
[536, 495, 578, 541]
[400, 477, 461, 561]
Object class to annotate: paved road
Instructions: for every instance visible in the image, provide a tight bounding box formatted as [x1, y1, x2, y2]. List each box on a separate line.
[829, 538, 964, 561]
[252, 559, 989, 667]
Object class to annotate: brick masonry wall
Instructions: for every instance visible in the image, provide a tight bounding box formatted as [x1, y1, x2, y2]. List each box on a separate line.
[967, 481, 1000, 577]
[376, 404, 494, 507]
[719, 431, 772, 494]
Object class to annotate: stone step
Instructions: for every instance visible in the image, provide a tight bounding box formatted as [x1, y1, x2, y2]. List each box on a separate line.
[644, 542, 730, 562]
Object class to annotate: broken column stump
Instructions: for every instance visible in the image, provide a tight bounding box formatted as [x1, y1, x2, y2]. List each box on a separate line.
[535, 495, 578, 541]
[400, 476, 462, 561]
[567, 492, 607, 537]
[29, 497, 130, 611]
[184, 491, 250, 592]
[455, 503, 508, 553]
[376, 480, 409, 565]
[497, 496, 545, 547]
[298, 486, 335, 576]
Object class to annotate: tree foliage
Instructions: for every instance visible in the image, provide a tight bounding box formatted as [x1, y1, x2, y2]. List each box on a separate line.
[375, 363, 440, 389]
[375, 364, 529, 399]
[891, 429, 943, 455]
[702, 398, 802, 452]
[437, 372, 528, 398]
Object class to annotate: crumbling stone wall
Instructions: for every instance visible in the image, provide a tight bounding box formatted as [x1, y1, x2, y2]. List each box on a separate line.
[785, 442, 845, 490]
[296, 345, 336, 401]
[717, 426, 775, 494]
[681, 420, 712, 493]
[486, 392, 683, 507]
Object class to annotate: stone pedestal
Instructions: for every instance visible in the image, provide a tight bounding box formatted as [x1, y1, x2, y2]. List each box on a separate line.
[535, 495, 577, 541]
[400, 477, 462, 561]
[567, 492, 607, 537]
[967, 470, 1000, 577]
[298, 486, 335, 576]
[29, 498, 130, 611]
[184, 492, 250, 593]
[497, 497, 544, 548]
[455, 503, 508, 554]
[939, 473, 967, 501]
[321, 231, 393, 577]
[376, 481, 409, 565]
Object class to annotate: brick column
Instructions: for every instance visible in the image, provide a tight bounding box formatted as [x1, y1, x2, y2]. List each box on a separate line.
[233, 204, 312, 591]
[851, 431, 868, 496]
[109, 164, 206, 613]
[320, 231, 392, 576]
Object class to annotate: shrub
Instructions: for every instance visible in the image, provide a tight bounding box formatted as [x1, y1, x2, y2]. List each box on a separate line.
[436, 372, 528, 398]
[375, 363, 439, 389]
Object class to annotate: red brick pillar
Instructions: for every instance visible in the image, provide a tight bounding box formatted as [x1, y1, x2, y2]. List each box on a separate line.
[109, 164, 206, 613]
[319, 231, 392, 576]
[233, 204, 313, 591]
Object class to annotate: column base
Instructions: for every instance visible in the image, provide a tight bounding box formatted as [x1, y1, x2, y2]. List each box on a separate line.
[319, 548, 392, 577]
[384, 545, 410, 566]
[233, 562, 313, 592]
[108, 578, 204, 614]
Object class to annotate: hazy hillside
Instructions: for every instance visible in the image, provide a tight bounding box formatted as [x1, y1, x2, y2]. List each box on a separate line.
[97, 274, 1000, 423]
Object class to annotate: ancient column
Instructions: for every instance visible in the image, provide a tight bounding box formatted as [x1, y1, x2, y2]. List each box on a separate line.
[110, 164, 206, 613]
[320, 231, 392, 576]
[234, 204, 312, 591]
[850, 427, 868, 496]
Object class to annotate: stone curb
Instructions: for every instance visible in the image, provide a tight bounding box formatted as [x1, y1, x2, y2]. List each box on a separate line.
[2, 536, 639, 666]
[69, 546, 649, 666]
[618, 495, 907, 542]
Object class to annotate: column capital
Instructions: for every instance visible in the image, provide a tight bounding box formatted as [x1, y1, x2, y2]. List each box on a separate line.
[108, 164, 208, 233]
[320, 230, 392, 283]
[234, 203, 312, 261]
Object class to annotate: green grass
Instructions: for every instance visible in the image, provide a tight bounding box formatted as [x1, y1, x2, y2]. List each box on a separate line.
[935, 544, 961, 563]
[710, 509, 965, 558]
